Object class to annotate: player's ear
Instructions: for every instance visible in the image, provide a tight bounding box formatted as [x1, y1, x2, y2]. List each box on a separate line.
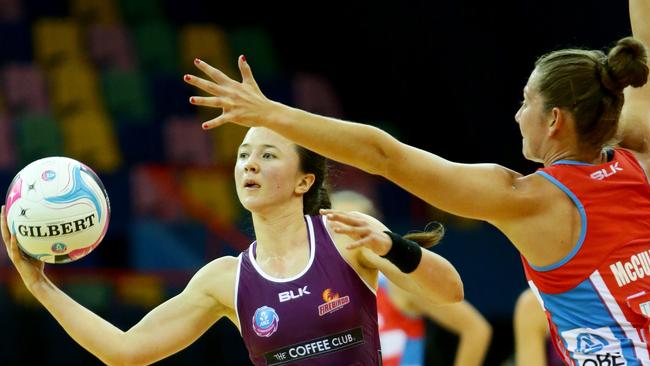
[296, 173, 315, 195]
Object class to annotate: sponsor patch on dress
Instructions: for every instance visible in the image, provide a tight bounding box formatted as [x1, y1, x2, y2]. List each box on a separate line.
[264, 327, 364, 365]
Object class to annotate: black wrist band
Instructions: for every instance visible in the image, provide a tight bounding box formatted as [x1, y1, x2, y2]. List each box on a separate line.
[381, 231, 422, 273]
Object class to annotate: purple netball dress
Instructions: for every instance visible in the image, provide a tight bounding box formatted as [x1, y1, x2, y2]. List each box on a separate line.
[235, 215, 381, 365]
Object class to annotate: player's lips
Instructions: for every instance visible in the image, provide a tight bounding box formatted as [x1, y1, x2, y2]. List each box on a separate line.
[244, 179, 261, 189]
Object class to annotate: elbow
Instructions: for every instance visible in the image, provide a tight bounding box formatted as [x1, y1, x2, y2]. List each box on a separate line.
[433, 275, 464, 305]
[450, 280, 464, 304]
[105, 353, 134, 366]
[465, 317, 493, 352]
[117, 355, 146, 366]
[458, 319, 492, 359]
[365, 127, 400, 177]
[108, 339, 144, 366]
[474, 317, 493, 344]
[446, 268, 464, 304]
[427, 265, 464, 305]
[120, 349, 155, 366]
[117, 355, 137, 366]
[100, 354, 131, 366]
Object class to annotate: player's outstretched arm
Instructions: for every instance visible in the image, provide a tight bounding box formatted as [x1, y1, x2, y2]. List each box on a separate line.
[617, 0, 650, 153]
[2, 205, 235, 366]
[186, 58, 535, 224]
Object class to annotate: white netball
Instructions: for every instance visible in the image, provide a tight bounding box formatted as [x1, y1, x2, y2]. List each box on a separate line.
[5, 157, 110, 263]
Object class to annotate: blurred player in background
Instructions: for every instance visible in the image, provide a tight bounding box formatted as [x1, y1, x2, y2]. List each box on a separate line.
[513, 288, 563, 366]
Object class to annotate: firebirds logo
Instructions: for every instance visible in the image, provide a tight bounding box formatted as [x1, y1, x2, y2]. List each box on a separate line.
[318, 288, 350, 316]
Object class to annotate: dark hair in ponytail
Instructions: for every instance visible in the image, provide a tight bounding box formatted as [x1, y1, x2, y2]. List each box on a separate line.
[295, 145, 331, 215]
[404, 222, 445, 249]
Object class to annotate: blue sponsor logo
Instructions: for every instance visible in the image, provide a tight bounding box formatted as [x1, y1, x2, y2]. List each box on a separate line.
[577, 332, 609, 354]
[252, 306, 279, 337]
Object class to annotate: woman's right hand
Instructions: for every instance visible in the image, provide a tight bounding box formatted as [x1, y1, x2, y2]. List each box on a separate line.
[1, 205, 46, 290]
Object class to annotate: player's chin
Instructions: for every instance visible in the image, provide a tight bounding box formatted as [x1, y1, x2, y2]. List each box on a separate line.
[522, 150, 544, 164]
[521, 143, 535, 161]
[239, 196, 268, 214]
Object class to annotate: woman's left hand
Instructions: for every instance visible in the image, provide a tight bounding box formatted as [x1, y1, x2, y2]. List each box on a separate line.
[184, 56, 276, 130]
[320, 209, 392, 256]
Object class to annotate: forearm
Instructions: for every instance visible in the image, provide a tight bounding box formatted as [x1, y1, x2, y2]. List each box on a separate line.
[514, 333, 547, 366]
[631, 0, 650, 45]
[272, 107, 528, 221]
[30, 278, 129, 365]
[266, 103, 396, 176]
[268, 105, 518, 220]
[619, 0, 650, 151]
[454, 323, 492, 366]
[393, 251, 464, 305]
[513, 292, 548, 366]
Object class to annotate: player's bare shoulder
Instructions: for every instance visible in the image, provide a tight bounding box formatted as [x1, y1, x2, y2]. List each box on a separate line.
[192, 255, 240, 310]
[488, 171, 561, 230]
[513, 172, 559, 212]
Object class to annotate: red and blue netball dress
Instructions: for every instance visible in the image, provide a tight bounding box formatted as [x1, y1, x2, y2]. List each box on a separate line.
[522, 148, 650, 365]
[236, 215, 381, 365]
[377, 273, 425, 366]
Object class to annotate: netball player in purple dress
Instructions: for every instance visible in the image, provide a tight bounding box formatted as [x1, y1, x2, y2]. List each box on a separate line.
[1, 127, 463, 365]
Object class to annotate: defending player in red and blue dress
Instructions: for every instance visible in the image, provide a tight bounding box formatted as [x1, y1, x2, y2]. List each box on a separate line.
[523, 148, 650, 365]
[376, 273, 425, 366]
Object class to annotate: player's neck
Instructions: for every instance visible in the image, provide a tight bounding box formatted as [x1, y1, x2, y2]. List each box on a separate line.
[543, 146, 605, 167]
[252, 208, 309, 258]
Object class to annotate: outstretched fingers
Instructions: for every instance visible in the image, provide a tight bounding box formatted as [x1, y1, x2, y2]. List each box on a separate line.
[238, 55, 262, 92]
[187, 95, 232, 129]
[187, 55, 272, 130]
[193, 58, 235, 85]
[189, 95, 231, 109]
[345, 236, 376, 250]
[320, 209, 367, 227]
[200, 115, 228, 130]
[1, 206, 9, 259]
[1, 206, 11, 246]
[1, 206, 18, 260]
[184, 74, 228, 97]
[330, 222, 372, 238]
